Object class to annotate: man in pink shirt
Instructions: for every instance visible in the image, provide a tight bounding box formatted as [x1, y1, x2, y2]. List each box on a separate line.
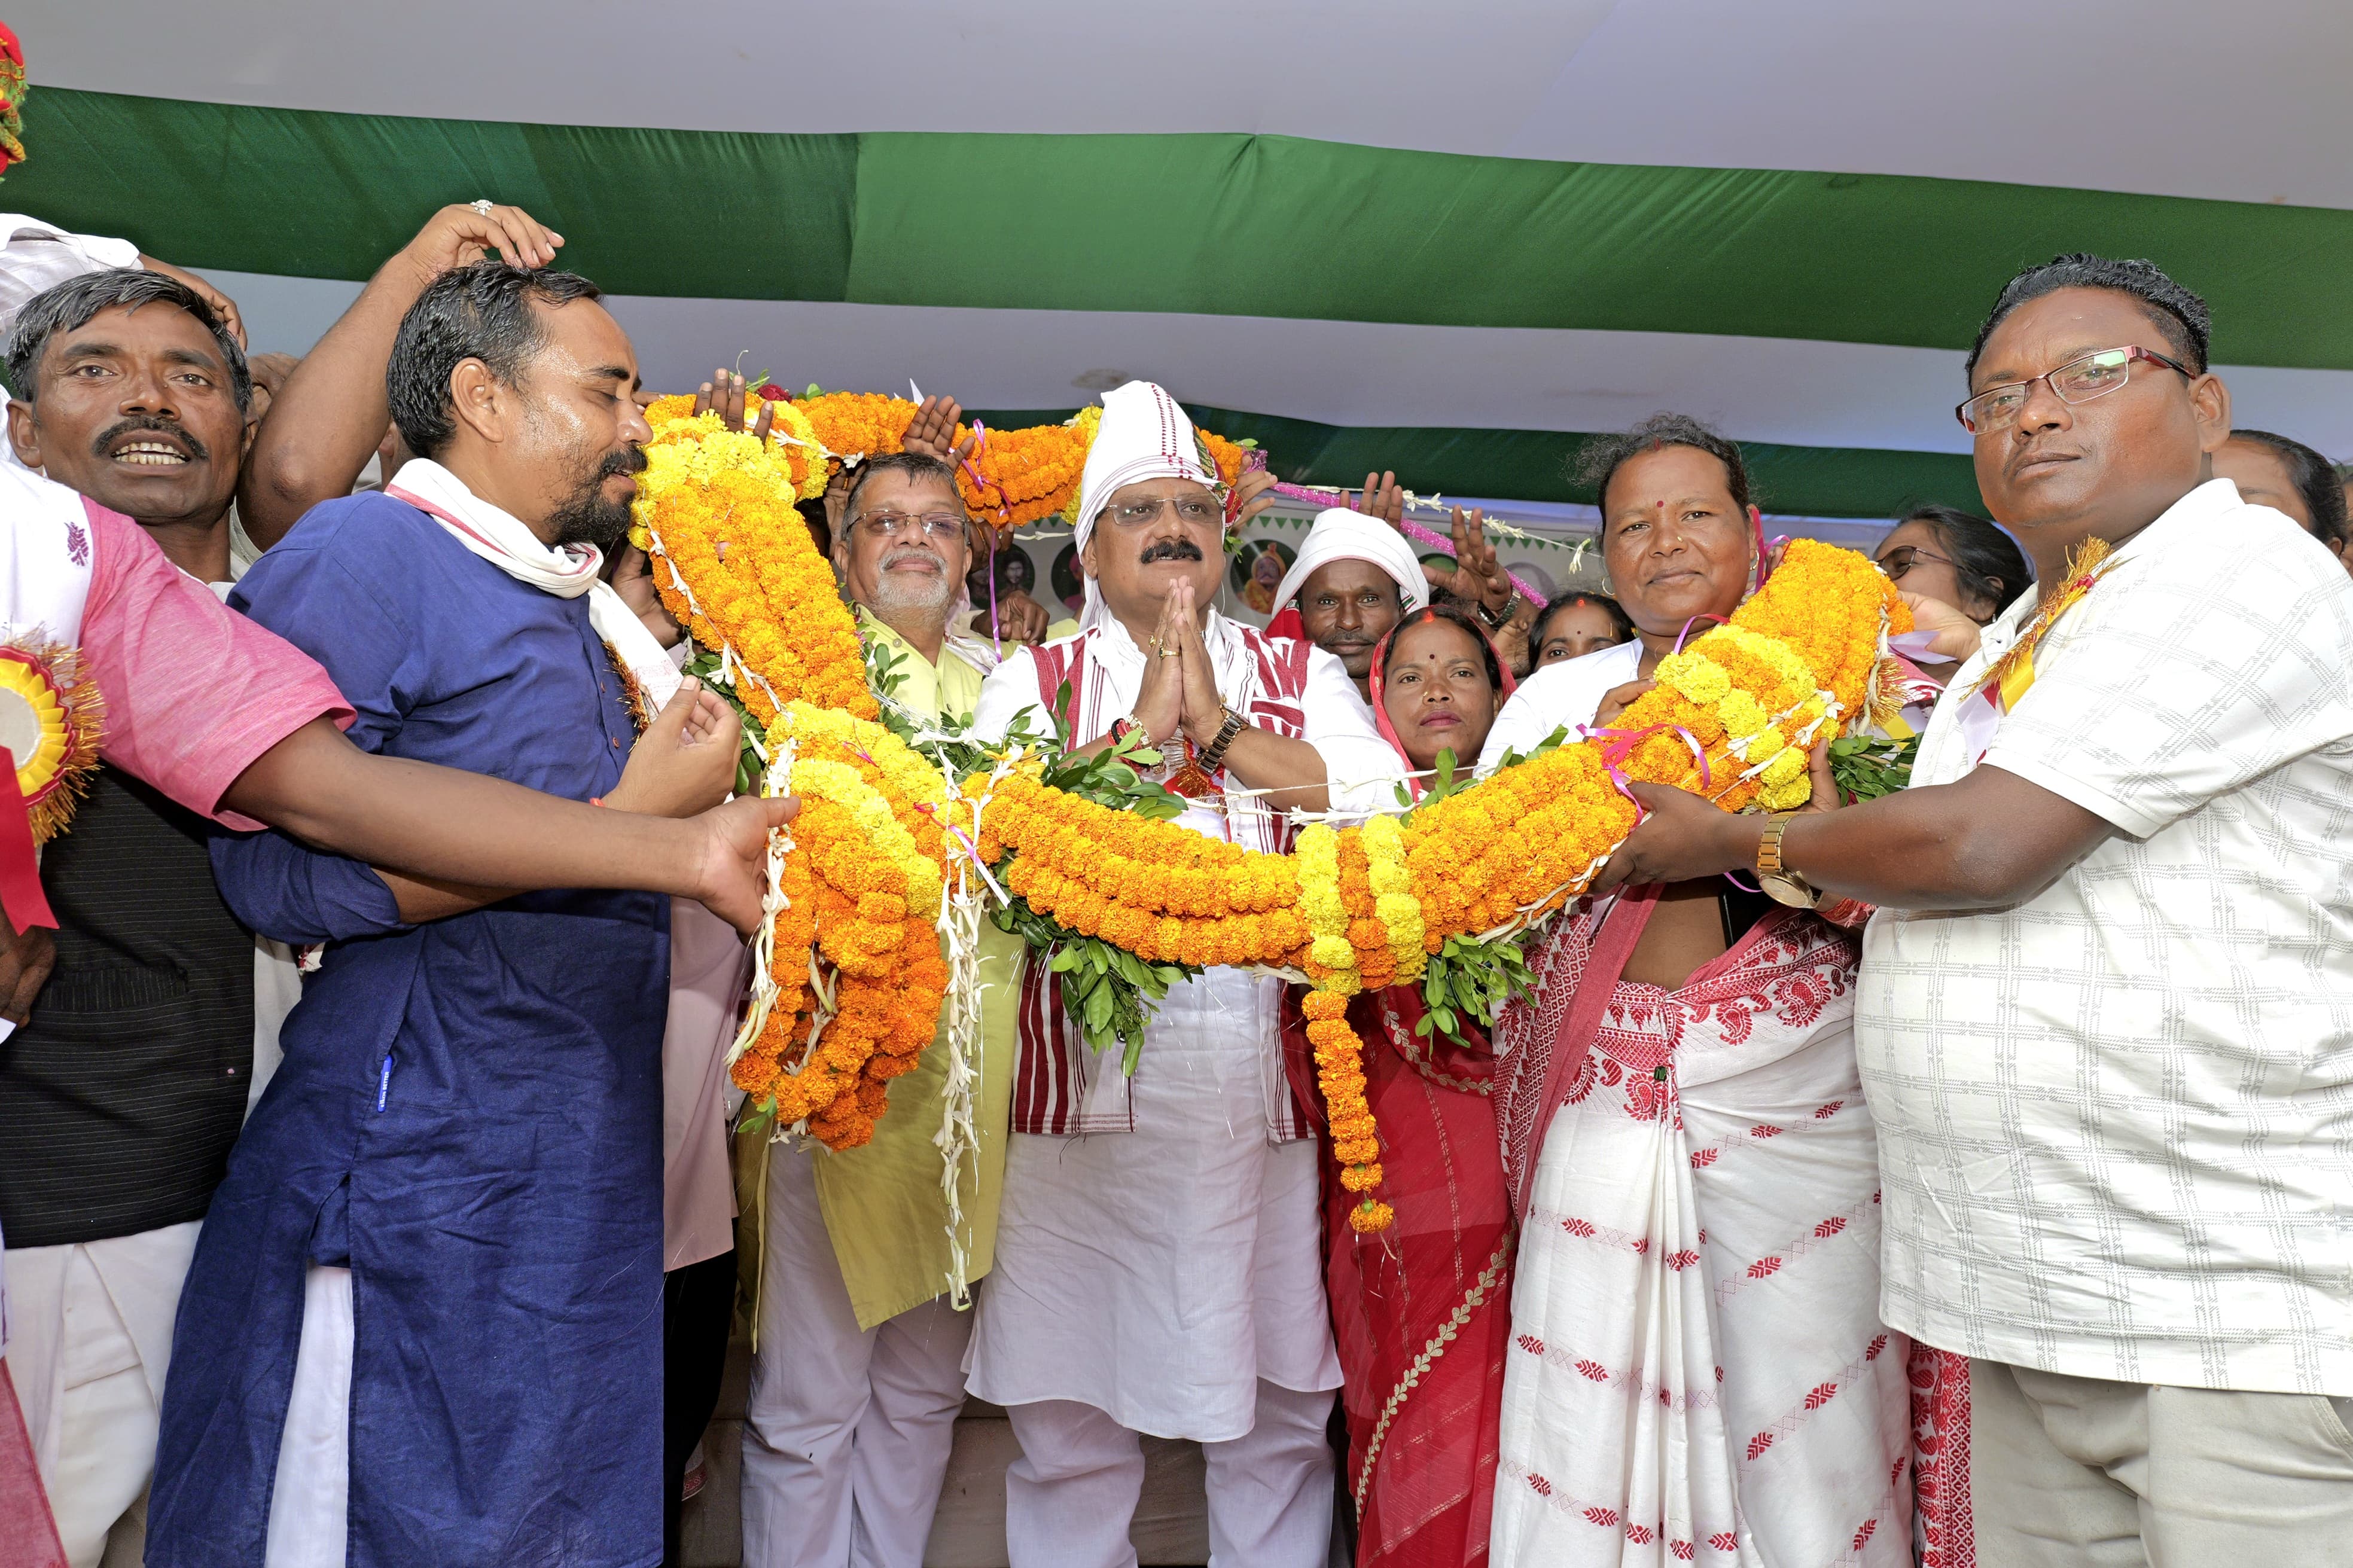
[0, 459, 790, 1566]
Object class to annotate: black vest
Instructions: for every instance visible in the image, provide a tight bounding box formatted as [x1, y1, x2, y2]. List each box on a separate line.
[0, 766, 258, 1248]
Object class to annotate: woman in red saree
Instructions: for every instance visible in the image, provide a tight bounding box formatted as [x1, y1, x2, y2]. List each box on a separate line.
[1299, 603, 1553, 1567]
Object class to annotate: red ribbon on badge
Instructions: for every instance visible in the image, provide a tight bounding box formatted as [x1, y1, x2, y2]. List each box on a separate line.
[0, 757, 56, 931]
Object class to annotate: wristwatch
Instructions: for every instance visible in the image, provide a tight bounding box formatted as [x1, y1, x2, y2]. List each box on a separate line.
[1198, 706, 1248, 772]
[1474, 596, 1510, 630]
[1754, 812, 1821, 908]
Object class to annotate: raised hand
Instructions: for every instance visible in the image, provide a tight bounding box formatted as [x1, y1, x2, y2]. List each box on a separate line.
[971, 585, 1051, 645]
[902, 395, 976, 467]
[138, 255, 247, 346]
[397, 203, 563, 283]
[694, 368, 776, 441]
[1229, 468, 1278, 531]
[604, 676, 742, 818]
[1349, 469, 1406, 527]
[687, 794, 803, 934]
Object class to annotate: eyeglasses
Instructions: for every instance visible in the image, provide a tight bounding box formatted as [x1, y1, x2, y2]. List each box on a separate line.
[852, 510, 965, 542]
[1107, 495, 1224, 529]
[1956, 345, 2192, 435]
[1875, 544, 1959, 582]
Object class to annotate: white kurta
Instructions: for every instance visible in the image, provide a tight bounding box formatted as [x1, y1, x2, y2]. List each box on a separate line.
[968, 972, 1336, 1441]
[963, 611, 1394, 1441]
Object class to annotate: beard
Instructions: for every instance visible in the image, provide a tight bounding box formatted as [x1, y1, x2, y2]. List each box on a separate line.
[547, 443, 647, 553]
[871, 546, 958, 615]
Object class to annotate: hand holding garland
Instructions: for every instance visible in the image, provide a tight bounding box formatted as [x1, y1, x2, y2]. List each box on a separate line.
[901, 394, 979, 468]
[694, 368, 776, 442]
[1591, 753, 2112, 910]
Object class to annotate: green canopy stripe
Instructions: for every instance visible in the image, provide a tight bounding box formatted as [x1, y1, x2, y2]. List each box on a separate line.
[17, 89, 2353, 368]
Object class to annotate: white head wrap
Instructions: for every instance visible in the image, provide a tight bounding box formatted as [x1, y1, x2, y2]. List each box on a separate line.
[1070, 380, 1218, 630]
[1268, 507, 1430, 620]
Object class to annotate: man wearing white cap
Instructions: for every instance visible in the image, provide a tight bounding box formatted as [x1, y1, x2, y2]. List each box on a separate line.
[1268, 505, 1428, 702]
[968, 382, 1401, 1567]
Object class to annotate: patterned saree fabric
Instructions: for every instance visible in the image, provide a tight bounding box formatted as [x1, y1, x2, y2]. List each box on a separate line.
[1488, 904, 1915, 1566]
[1309, 985, 1512, 1566]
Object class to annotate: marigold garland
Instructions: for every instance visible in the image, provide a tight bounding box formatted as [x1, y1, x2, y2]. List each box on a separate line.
[727, 701, 951, 1150]
[670, 388, 1257, 532]
[630, 405, 875, 725]
[648, 396, 1908, 1212]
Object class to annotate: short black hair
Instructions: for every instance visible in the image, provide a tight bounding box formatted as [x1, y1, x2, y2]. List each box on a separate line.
[1575, 412, 1754, 521]
[1967, 254, 2210, 382]
[1377, 602, 1507, 695]
[2229, 429, 2349, 545]
[1535, 589, 1635, 645]
[842, 451, 965, 526]
[386, 261, 605, 459]
[5, 268, 252, 414]
[1890, 503, 2033, 615]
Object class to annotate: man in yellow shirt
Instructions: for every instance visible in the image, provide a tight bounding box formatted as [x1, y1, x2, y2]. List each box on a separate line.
[739, 452, 1017, 1567]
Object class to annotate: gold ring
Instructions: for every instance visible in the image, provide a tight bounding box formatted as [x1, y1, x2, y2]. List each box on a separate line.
[1157, 648, 1180, 658]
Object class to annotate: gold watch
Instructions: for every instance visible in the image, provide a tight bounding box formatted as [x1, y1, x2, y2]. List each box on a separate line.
[1754, 812, 1821, 908]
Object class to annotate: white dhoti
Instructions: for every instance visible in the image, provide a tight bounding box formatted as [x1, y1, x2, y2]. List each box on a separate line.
[2, 1221, 200, 1568]
[967, 971, 1339, 1566]
[741, 1142, 972, 1568]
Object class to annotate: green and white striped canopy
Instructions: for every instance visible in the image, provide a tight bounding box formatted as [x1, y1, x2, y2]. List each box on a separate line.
[11, 2, 2352, 521]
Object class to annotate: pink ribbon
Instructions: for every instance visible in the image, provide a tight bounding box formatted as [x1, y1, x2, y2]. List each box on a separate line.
[1583, 721, 1712, 790]
[1261, 474, 1550, 607]
[1671, 613, 1731, 655]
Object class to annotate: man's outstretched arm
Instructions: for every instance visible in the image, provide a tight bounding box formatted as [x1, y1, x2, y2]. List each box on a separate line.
[220, 718, 791, 932]
[1593, 764, 2114, 912]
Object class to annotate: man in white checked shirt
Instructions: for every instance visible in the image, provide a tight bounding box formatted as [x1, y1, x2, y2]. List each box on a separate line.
[1595, 254, 2353, 1563]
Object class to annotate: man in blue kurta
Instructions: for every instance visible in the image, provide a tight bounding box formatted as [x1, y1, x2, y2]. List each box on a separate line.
[149, 262, 736, 1568]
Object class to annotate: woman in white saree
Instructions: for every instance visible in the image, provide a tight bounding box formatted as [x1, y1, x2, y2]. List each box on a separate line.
[1474, 416, 1915, 1567]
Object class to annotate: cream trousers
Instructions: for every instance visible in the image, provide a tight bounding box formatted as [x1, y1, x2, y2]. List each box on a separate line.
[1970, 1357, 2353, 1566]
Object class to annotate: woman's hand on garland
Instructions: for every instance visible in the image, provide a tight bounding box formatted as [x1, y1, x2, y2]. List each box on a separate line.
[1593, 679, 1657, 728]
[970, 587, 1050, 645]
[1229, 468, 1278, 530]
[608, 544, 685, 649]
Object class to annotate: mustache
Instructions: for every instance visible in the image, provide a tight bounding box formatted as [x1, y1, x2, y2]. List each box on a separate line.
[881, 545, 942, 571]
[1138, 538, 1205, 566]
[93, 414, 208, 462]
[601, 445, 648, 478]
